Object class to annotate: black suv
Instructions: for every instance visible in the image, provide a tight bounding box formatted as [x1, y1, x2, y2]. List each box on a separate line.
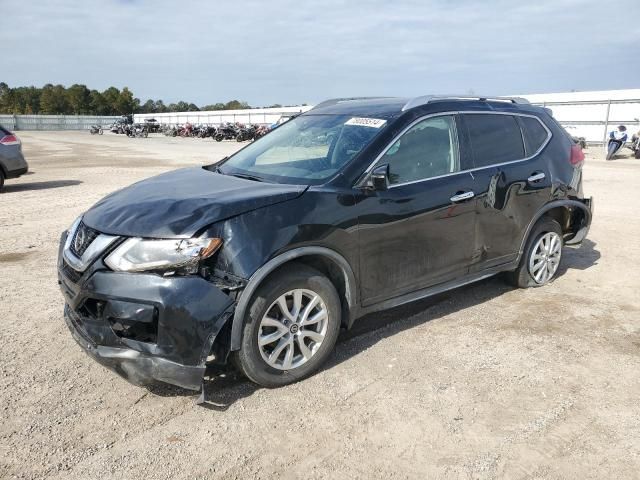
[58, 96, 592, 392]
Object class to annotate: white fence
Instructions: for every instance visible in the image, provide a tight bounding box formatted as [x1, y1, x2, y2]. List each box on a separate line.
[133, 106, 313, 127]
[0, 115, 121, 131]
[521, 89, 640, 142]
[0, 107, 313, 131]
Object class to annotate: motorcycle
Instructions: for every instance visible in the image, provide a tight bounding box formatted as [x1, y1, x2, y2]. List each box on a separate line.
[110, 115, 133, 134]
[196, 125, 217, 138]
[254, 125, 270, 140]
[161, 125, 178, 137]
[128, 124, 149, 138]
[236, 124, 258, 142]
[605, 126, 628, 160]
[89, 125, 103, 135]
[178, 123, 193, 137]
[214, 123, 239, 142]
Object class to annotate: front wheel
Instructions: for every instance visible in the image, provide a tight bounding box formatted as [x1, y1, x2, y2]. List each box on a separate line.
[235, 264, 341, 387]
[505, 217, 563, 288]
[98, 128, 103, 135]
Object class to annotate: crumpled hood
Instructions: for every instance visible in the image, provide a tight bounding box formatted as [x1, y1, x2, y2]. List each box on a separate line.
[82, 167, 307, 238]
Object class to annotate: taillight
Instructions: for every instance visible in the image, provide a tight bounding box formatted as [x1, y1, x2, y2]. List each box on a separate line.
[0, 134, 20, 146]
[570, 144, 584, 166]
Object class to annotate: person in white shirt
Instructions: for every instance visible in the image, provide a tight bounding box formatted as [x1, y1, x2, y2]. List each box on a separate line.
[610, 125, 628, 142]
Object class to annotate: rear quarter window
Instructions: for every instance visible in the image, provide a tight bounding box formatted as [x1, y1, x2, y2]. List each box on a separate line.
[519, 116, 550, 156]
[464, 114, 525, 167]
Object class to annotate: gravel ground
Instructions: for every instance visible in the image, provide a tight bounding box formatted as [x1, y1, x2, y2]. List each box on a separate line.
[1, 131, 639, 479]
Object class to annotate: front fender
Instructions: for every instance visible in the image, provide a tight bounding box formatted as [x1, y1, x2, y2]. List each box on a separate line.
[228, 246, 358, 351]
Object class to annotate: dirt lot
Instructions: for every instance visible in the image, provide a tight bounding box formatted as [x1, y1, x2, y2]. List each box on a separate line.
[1, 131, 639, 479]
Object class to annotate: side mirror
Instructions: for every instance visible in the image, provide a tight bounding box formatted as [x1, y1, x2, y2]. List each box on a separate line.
[370, 164, 389, 191]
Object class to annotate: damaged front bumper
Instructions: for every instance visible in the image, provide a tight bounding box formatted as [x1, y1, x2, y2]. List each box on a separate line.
[58, 233, 236, 391]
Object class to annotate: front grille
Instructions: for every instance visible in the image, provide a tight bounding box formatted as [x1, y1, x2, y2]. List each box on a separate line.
[70, 222, 100, 258]
[62, 261, 82, 283]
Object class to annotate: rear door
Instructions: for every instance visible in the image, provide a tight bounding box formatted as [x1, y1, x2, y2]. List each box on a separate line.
[461, 112, 553, 272]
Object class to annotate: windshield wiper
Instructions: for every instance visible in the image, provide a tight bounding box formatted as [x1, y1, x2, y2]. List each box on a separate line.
[228, 172, 264, 182]
[203, 158, 228, 173]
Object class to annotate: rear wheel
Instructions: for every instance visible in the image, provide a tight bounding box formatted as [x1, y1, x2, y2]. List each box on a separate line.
[0, 170, 4, 191]
[506, 217, 563, 288]
[235, 264, 341, 387]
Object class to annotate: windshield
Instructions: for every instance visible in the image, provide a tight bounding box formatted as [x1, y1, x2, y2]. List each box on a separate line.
[218, 114, 387, 184]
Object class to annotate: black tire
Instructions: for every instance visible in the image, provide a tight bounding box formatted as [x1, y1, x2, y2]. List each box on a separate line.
[505, 217, 563, 288]
[235, 263, 342, 388]
[215, 134, 223, 142]
[0, 170, 4, 192]
[237, 134, 244, 142]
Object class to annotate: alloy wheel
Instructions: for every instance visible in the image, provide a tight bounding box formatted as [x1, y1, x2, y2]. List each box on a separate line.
[528, 232, 562, 284]
[258, 289, 329, 370]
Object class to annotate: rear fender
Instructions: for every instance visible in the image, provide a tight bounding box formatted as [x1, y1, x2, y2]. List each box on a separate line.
[517, 198, 592, 259]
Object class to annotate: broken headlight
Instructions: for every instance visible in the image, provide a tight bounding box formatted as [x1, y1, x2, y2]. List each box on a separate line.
[105, 237, 222, 274]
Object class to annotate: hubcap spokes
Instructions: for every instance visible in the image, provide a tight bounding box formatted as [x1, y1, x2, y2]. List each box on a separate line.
[529, 232, 562, 284]
[258, 289, 328, 370]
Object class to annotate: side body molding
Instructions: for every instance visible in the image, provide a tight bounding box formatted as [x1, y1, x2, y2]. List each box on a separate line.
[229, 246, 359, 351]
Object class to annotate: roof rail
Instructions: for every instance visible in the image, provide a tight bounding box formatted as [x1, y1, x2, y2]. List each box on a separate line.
[311, 97, 395, 110]
[402, 95, 530, 111]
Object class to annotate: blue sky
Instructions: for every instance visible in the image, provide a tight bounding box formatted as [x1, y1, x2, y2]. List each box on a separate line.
[3, 0, 639, 106]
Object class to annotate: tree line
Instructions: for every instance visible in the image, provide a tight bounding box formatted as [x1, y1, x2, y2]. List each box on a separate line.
[0, 83, 263, 115]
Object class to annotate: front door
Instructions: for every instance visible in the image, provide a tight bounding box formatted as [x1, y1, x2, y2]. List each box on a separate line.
[356, 114, 477, 306]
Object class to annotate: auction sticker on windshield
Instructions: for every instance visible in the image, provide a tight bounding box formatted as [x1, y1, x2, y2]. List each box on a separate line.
[345, 117, 387, 128]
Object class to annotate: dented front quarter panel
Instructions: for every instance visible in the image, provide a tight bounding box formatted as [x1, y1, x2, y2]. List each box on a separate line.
[204, 186, 361, 282]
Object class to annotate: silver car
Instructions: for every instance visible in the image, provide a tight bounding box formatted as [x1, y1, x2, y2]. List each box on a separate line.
[0, 125, 28, 191]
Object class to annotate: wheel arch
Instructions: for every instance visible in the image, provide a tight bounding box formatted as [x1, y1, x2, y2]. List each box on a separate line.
[229, 246, 359, 351]
[517, 199, 592, 261]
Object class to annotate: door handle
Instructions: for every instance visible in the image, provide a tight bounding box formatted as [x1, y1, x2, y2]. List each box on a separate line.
[527, 172, 546, 183]
[450, 191, 475, 203]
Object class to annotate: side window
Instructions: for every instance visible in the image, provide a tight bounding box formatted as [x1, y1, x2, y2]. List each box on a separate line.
[465, 114, 525, 167]
[379, 115, 460, 185]
[519, 116, 549, 156]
